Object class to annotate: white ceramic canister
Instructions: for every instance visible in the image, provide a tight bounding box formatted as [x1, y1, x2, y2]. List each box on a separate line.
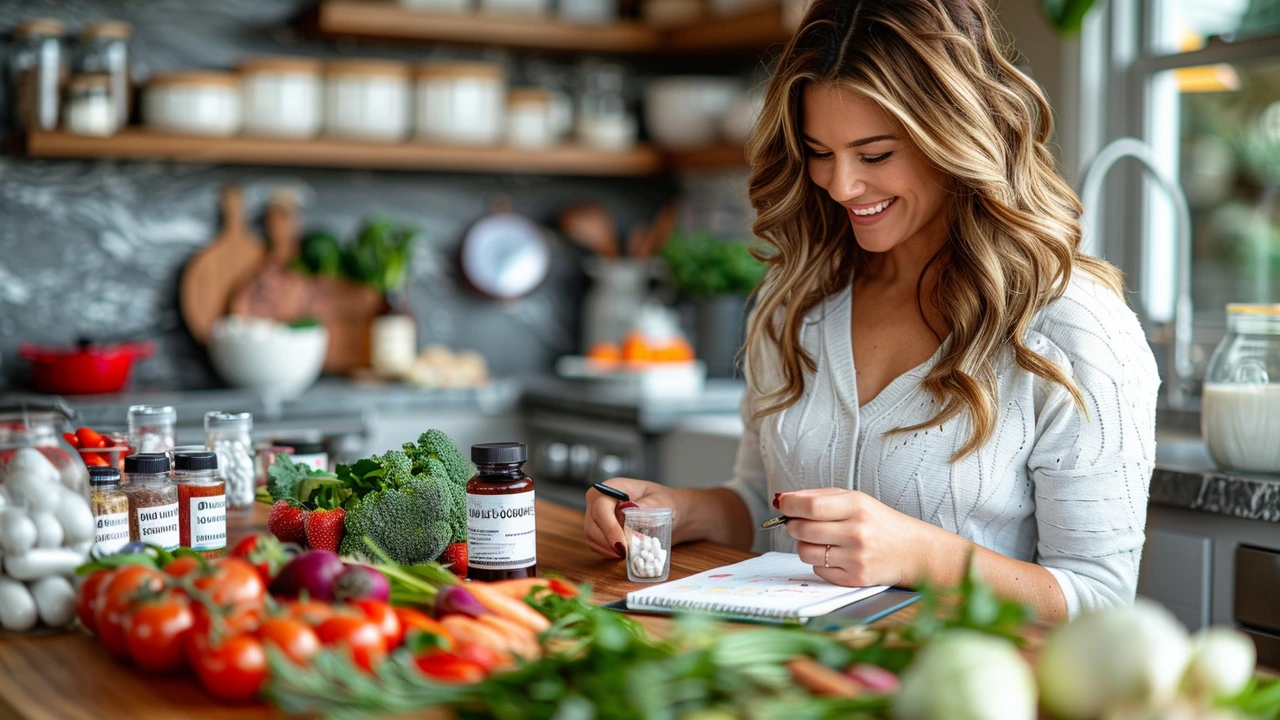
[324, 59, 411, 142]
[479, 0, 549, 17]
[506, 88, 555, 149]
[414, 62, 506, 146]
[238, 56, 323, 138]
[144, 71, 241, 137]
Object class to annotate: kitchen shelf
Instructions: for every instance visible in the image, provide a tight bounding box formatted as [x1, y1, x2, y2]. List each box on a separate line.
[667, 144, 748, 171]
[312, 0, 791, 54]
[23, 129, 666, 176]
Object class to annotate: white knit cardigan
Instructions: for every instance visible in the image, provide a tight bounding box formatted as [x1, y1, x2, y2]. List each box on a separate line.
[724, 273, 1160, 619]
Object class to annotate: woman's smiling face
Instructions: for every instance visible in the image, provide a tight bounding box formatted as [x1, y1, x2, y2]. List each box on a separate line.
[802, 84, 952, 254]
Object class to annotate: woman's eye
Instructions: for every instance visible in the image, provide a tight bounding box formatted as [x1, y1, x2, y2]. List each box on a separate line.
[806, 148, 833, 160]
[862, 152, 892, 164]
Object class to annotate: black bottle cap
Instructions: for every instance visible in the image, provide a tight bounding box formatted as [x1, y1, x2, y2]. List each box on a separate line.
[272, 438, 325, 455]
[174, 451, 218, 471]
[124, 452, 170, 474]
[88, 466, 121, 485]
[472, 442, 527, 464]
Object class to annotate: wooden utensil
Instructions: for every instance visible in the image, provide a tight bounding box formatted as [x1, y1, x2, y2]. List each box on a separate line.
[558, 203, 619, 257]
[179, 186, 266, 344]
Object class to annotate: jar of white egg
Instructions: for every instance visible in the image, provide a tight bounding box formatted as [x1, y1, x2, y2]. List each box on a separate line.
[622, 506, 673, 582]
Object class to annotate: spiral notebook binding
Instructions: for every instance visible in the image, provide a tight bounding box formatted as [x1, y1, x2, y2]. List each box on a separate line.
[634, 594, 795, 619]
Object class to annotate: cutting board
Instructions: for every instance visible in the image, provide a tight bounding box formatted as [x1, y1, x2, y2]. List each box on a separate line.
[180, 186, 267, 344]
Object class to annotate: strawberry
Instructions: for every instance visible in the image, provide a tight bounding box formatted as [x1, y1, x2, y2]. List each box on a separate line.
[438, 542, 467, 577]
[268, 500, 307, 544]
[304, 507, 346, 553]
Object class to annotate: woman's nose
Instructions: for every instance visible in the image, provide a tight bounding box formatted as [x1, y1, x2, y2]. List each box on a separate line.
[829, 158, 868, 202]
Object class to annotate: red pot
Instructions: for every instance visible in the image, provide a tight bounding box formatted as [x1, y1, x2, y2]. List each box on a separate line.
[20, 340, 155, 395]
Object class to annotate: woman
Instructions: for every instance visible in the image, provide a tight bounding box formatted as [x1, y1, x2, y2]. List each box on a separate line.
[585, 0, 1158, 622]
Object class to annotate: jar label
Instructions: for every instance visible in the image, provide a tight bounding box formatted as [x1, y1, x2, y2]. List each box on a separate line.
[95, 512, 130, 554]
[136, 503, 180, 551]
[465, 491, 536, 570]
[190, 495, 227, 551]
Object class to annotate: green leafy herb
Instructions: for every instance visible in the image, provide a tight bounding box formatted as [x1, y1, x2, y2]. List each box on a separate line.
[661, 232, 769, 297]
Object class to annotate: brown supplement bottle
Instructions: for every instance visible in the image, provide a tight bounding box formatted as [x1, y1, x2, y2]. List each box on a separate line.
[465, 442, 536, 581]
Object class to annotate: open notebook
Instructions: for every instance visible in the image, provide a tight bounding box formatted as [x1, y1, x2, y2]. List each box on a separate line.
[625, 552, 888, 622]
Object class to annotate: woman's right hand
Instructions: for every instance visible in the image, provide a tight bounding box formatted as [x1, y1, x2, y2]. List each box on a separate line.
[584, 478, 684, 559]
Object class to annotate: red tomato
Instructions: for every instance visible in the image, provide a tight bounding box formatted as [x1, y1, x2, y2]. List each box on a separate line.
[394, 607, 454, 650]
[285, 599, 338, 626]
[192, 633, 267, 703]
[63, 432, 81, 449]
[163, 555, 203, 579]
[452, 641, 508, 672]
[76, 569, 112, 635]
[316, 616, 387, 672]
[83, 453, 110, 467]
[228, 535, 258, 559]
[351, 599, 403, 649]
[257, 618, 321, 666]
[76, 427, 107, 449]
[95, 566, 165, 658]
[192, 558, 266, 608]
[414, 651, 487, 684]
[124, 594, 194, 673]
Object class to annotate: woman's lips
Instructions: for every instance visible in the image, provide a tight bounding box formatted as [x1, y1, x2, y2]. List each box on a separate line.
[847, 197, 897, 226]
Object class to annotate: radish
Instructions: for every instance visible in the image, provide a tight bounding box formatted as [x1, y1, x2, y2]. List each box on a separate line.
[269, 550, 346, 601]
[332, 564, 391, 603]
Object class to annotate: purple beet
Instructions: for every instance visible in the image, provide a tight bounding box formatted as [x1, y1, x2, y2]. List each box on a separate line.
[269, 549, 346, 601]
[332, 564, 391, 603]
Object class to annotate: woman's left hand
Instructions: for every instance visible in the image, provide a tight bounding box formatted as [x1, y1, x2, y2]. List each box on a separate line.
[779, 487, 961, 588]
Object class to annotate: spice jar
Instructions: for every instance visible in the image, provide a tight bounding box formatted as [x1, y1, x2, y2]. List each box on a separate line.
[623, 507, 673, 582]
[75, 20, 132, 130]
[88, 466, 131, 555]
[174, 451, 227, 557]
[9, 18, 66, 132]
[466, 442, 536, 581]
[206, 411, 256, 510]
[577, 61, 636, 152]
[506, 88, 555, 149]
[127, 404, 176, 456]
[122, 453, 179, 551]
[64, 73, 116, 136]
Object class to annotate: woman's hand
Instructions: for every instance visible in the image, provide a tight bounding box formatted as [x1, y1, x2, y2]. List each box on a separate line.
[583, 478, 685, 559]
[779, 487, 970, 588]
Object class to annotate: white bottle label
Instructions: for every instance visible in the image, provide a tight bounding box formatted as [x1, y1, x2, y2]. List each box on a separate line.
[189, 495, 227, 551]
[465, 491, 536, 570]
[136, 503, 180, 551]
[95, 512, 130, 554]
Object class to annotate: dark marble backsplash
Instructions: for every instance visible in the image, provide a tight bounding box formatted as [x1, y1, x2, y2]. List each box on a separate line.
[0, 0, 684, 390]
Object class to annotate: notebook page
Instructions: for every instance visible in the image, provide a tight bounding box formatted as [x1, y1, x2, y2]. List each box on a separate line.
[626, 552, 888, 619]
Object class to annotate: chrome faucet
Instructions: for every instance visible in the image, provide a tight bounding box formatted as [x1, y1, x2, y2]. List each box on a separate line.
[1077, 137, 1195, 409]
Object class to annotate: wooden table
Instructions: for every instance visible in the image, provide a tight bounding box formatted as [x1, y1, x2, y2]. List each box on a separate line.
[0, 501, 889, 719]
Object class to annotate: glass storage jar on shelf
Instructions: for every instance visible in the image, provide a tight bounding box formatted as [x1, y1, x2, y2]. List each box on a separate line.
[1202, 304, 1280, 474]
[127, 404, 176, 456]
[205, 411, 255, 510]
[0, 409, 88, 496]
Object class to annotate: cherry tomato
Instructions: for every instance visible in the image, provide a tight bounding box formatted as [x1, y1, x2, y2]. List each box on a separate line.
[548, 579, 580, 598]
[76, 569, 112, 635]
[351, 599, 403, 649]
[228, 534, 287, 585]
[229, 535, 258, 559]
[414, 651, 487, 684]
[95, 566, 165, 658]
[316, 616, 386, 672]
[257, 618, 321, 666]
[163, 555, 203, 579]
[192, 633, 267, 703]
[394, 607, 454, 650]
[124, 594, 194, 674]
[285, 599, 338, 626]
[76, 427, 107, 449]
[193, 558, 266, 608]
[84, 453, 110, 467]
[452, 641, 508, 672]
[63, 432, 81, 449]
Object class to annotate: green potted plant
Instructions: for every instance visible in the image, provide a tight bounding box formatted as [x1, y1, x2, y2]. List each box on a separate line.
[660, 232, 768, 377]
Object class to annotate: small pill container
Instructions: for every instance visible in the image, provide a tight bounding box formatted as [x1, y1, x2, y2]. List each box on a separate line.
[623, 507, 673, 583]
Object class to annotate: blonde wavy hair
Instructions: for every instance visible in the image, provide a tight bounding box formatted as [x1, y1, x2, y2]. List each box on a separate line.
[744, 0, 1124, 459]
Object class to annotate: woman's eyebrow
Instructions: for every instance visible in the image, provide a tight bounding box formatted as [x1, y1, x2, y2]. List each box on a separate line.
[801, 133, 897, 148]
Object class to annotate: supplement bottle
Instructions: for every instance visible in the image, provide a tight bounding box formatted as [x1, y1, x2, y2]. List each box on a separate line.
[465, 442, 536, 581]
[174, 451, 227, 557]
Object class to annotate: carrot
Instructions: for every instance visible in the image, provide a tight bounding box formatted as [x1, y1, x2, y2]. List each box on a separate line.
[478, 615, 541, 660]
[489, 578, 550, 600]
[463, 581, 552, 633]
[439, 616, 514, 667]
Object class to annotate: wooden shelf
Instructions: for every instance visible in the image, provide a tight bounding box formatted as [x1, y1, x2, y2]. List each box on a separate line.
[667, 144, 747, 171]
[315, 0, 661, 52]
[24, 129, 666, 176]
[312, 1, 791, 53]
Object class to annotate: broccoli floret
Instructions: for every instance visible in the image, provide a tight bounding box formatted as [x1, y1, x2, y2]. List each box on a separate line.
[413, 429, 472, 487]
[445, 479, 467, 543]
[345, 475, 454, 564]
[377, 450, 415, 486]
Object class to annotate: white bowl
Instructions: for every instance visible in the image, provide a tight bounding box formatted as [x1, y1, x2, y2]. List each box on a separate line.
[644, 77, 744, 150]
[208, 318, 328, 398]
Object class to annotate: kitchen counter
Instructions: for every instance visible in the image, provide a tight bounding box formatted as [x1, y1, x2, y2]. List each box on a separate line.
[520, 376, 745, 433]
[0, 500, 962, 720]
[1152, 435, 1280, 523]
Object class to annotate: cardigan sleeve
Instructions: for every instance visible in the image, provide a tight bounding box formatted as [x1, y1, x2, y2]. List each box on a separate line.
[722, 372, 773, 554]
[1026, 278, 1161, 619]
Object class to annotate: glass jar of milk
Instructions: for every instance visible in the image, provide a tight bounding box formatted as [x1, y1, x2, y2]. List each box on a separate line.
[1203, 304, 1280, 474]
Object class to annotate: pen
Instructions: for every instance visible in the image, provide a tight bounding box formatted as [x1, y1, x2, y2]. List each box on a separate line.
[592, 482, 630, 502]
[759, 514, 790, 530]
